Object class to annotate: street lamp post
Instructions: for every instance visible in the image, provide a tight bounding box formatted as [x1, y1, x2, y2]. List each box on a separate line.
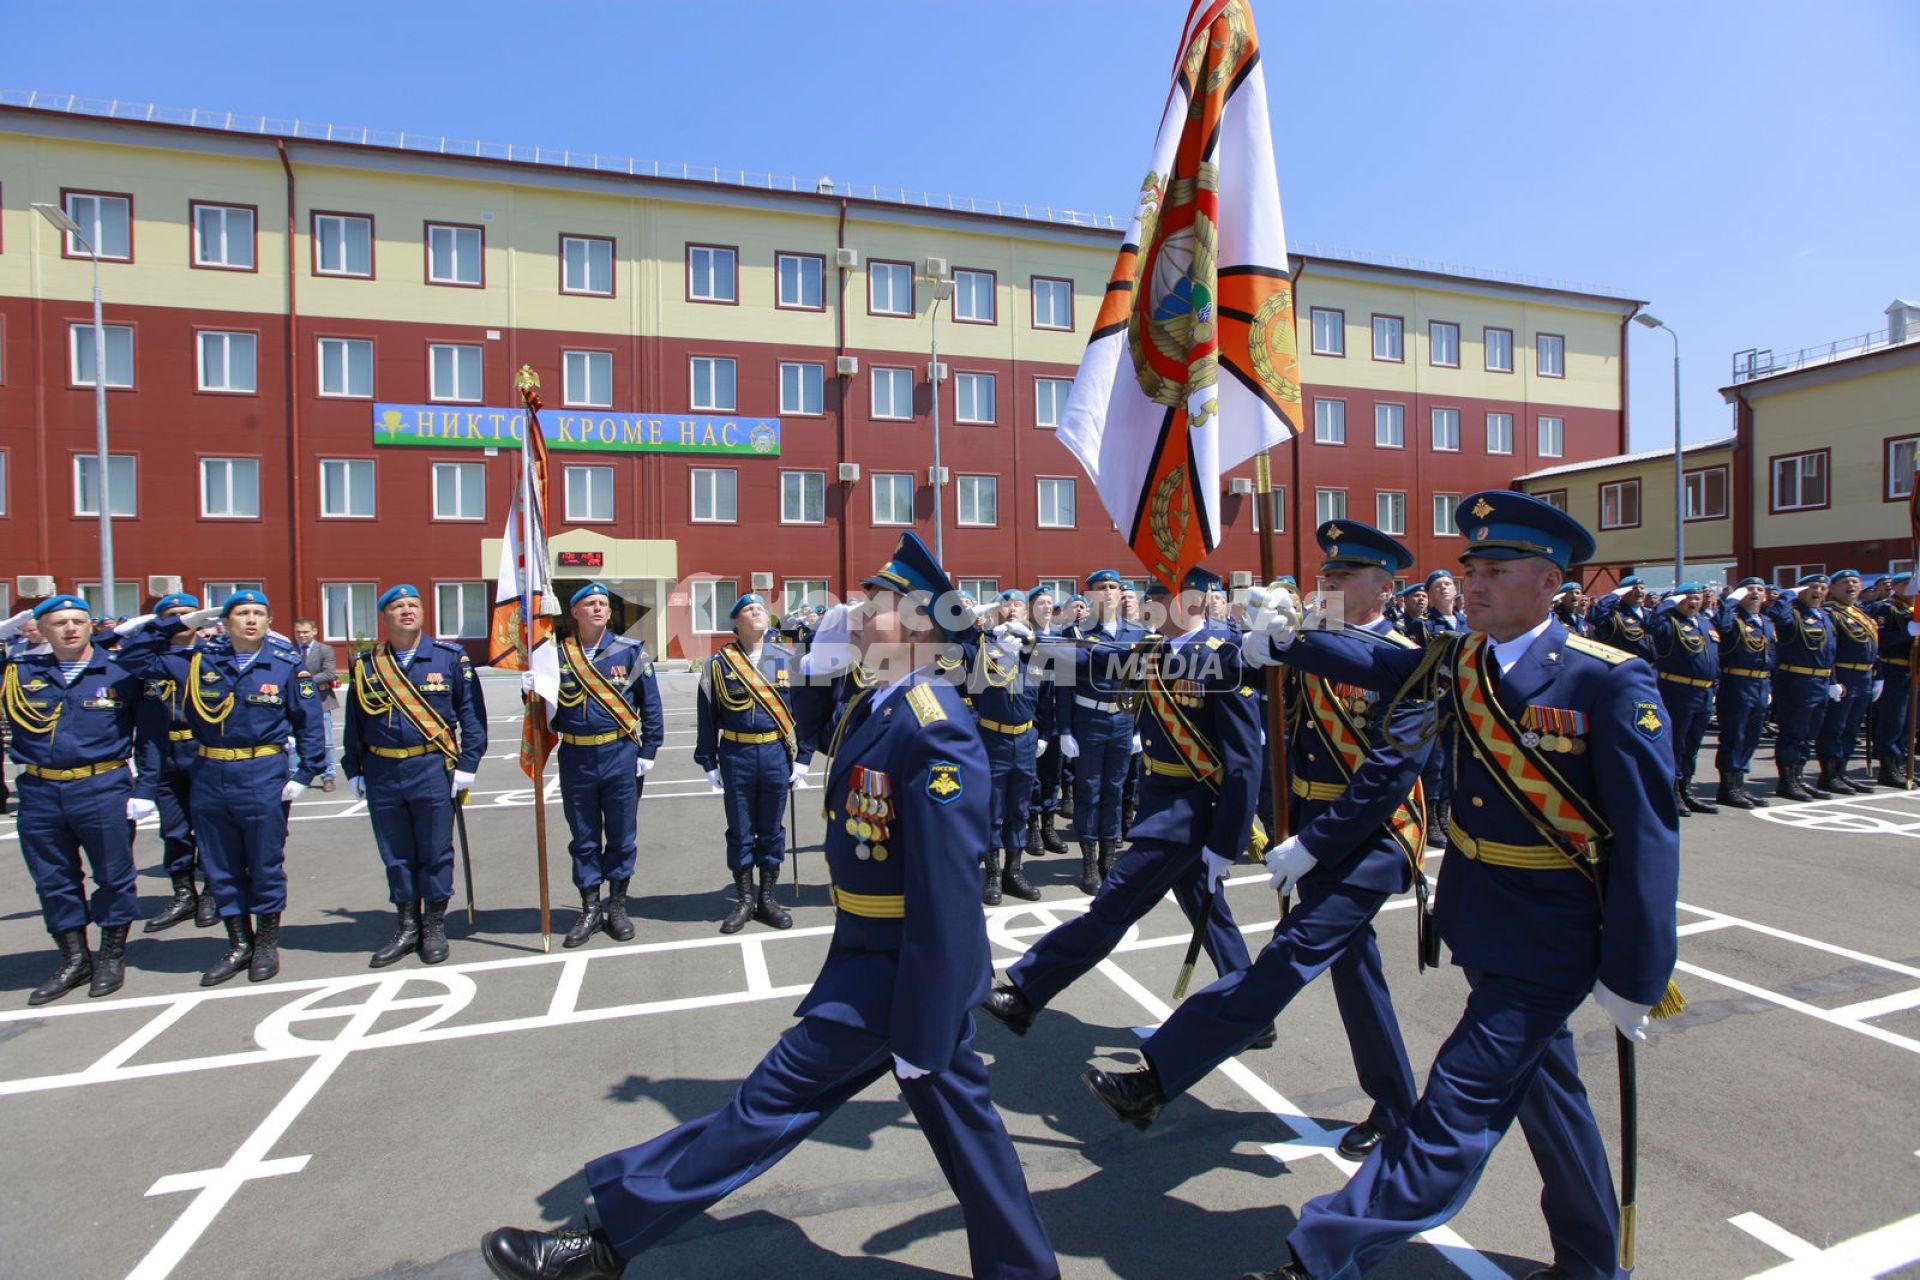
[34, 201, 116, 612]
[1635, 312, 1683, 586]
[928, 279, 954, 562]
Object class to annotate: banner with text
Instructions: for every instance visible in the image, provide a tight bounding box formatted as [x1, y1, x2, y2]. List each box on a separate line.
[372, 404, 781, 456]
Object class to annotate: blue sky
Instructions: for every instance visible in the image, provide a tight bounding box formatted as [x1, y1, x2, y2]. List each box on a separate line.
[11, 0, 1917, 449]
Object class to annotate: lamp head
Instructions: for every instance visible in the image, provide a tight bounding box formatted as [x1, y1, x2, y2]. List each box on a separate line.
[1634, 312, 1663, 330]
[32, 202, 82, 236]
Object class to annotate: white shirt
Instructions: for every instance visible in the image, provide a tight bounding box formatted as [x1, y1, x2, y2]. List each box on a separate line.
[1487, 615, 1555, 676]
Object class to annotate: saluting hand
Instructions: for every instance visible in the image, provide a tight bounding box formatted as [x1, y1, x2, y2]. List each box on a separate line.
[0, 609, 34, 641]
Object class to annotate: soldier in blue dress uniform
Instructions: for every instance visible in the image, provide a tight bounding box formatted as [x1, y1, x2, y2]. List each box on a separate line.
[974, 590, 1044, 905]
[1869, 573, 1914, 787]
[1816, 569, 1881, 793]
[549, 583, 665, 948]
[1084, 523, 1428, 1163]
[694, 593, 812, 935]
[1651, 582, 1722, 815]
[1552, 582, 1588, 637]
[342, 585, 489, 968]
[480, 531, 1058, 1280]
[0, 596, 151, 1003]
[1228, 490, 1680, 1280]
[1713, 577, 1777, 808]
[981, 566, 1264, 1044]
[131, 592, 217, 932]
[1026, 585, 1072, 860]
[1771, 573, 1837, 800]
[1589, 574, 1655, 663]
[1055, 568, 1149, 892]
[1415, 569, 1465, 846]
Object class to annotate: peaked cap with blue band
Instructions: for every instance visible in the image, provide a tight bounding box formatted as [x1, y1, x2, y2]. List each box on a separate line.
[152, 592, 200, 614]
[861, 530, 971, 640]
[730, 592, 766, 620]
[1455, 490, 1595, 569]
[1316, 519, 1415, 574]
[220, 589, 270, 616]
[32, 594, 90, 619]
[377, 584, 422, 611]
[570, 582, 611, 608]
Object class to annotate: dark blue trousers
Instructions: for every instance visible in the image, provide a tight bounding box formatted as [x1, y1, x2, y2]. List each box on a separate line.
[17, 770, 139, 934]
[1874, 674, 1911, 763]
[191, 755, 293, 917]
[1773, 673, 1828, 768]
[586, 1016, 1057, 1279]
[1035, 732, 1063, 814]
[1289, 969, 1617, 1280]
[1070, 708, 1132, 842]
[1714, 676, 1769, 773]
[719, 740, 788, 873]
[365, 754, 455, 905]
[1657, 679, 1713, 781]
[1816, 668, 1874, 764]
[559, 739, 639, 889]
[1008, 836, 1251, 1009]
[1142, 881, 1415, 1136]
[153, 764, 198, 876]
[984, 727, 1036, 851]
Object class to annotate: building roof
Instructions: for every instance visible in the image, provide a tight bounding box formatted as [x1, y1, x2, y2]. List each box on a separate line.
[1514, 434, 1736, 483]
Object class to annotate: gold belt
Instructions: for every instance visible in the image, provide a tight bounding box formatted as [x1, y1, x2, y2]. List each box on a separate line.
[1291, 775, 1349, 802]
[198, 744, 284, 761]
[1143, 756, 1197, 780]
[168, 728, 195, 742]
[1448, 817, 1573, 872]
[366, 744, 433, 759]
[1836, 661, 1873, 672]
[23, 759, 129, 782]
[560, 730, 624, 747]
[830, 885, 905, 918]
[1883, 655, 1909, 667]
[1722, 668, 1770, 679]
[1658, 673, 1713, 688]
[721, 729, 782, 745]
[1780, 665, 1830, 677]
[979, 718, 1033, 735]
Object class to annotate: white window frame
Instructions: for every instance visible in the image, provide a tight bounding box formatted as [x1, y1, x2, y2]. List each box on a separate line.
[1772, 452, 1828, 512]
[1250, 486, 1286, 533]
[1432, 493, 1461, 537]
[1888, 437, 1918, 500]
[952, 269, 996, 324]
[1375, 490, 1407, 536]
[317, 337, 374, 398]
[562, 350, 614, 409]
[560, 235, 614, 296]
[70, 322, 134, 388]
[63, 192, 131, 260]
[199, 457, 260, 520]
[196, 330, 257, 393]
[1429, 320, 1460, 368]
[957, 474, 998, 527]
[565, 464, 614, 523]
[1600, 479, 1641, 529]
[1537, 333, 1566, 378]
[74, 453, 137, 517]
[690, 467, 739, 524]
[78, 582, 141, 616]
[318, 458, 375, 519]
[314, 213, 373, 277]
[428, 343, 483, 403]
[434, 581, 489, 639]
[690, 580, 739, 634]
[955, 372, 996, 424]
[1315, 488, 1348, 524]
[687, 245, 737, 303]
[1032, 277, 1073, 330]
[432, 460, 486, 522]
[1431, 407, 1461, 452]
[775, 252, 824, 310]
[1313, 398, 1347, 445]
[1310, 307, 1344, 356]
[1036, 476, 1076, 529]
[872, 472, 915, 526]
[321, 582, 377, 643]
[1684, 466, 1728, 522]
[1484, 327, 1514, 373]
[690, 356, 737, 412]
[1485, 411, 1515, 456]
[779, 361, 825, 416]
[1773, 563, 1825, 589]
[1372, 314, 1404, 362]
[203, 580, 264, 608]
[1374, 402, 1405, 449]
[871, 366, 914, 421]
[869, 261, 914, 316]
[1035, 376, 1072, 429]
[957, 577, 1000, 602]
[192, 203, 254, 270]
[781, 470, 826, 525]
[1537, 415, 1566, 459]
[783, 579, 830, 614]
[426, 223, 483, 286]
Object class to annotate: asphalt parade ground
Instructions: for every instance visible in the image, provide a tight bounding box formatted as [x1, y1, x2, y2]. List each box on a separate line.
[2, 672, 1918, 1279]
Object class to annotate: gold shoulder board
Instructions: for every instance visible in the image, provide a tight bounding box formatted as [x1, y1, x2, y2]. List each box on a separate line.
[1384, 629, 1418, 649]
[1205, 636, 1224, 650]
[1565, 635, 1633, 665]
[906, 683, 947, 725]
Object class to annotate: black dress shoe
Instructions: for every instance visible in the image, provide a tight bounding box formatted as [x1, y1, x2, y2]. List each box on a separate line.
[480, 1224, 624, 1280]
[1247, 1023, 1278, 1050]
[1083, 1064, 1168, 1130]
[1239, 1262, 1312, 1279]
[1336, 1120, 1384, 1160]
[980, 983, 1037, 1035]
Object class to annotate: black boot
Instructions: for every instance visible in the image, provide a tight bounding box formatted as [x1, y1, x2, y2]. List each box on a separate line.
[86, 923, 128, 997]
[1060, 787, 1075, 820]
[370, 901, 421, 968]
[480, 1224, 624, 1280]
[753, 867, 792, 929]
[201, 916, 255, 987]
[1852, 761, 1879, 790]
[194, 874, 218, 928]
[982, 849, 1004, 907]
[1122, 797, 1138, 836]
[1002, 848, 1042, 901]
[248, 913, 281, 982]
[1039, 811, 1067, 854]
[564, 886, 604, 949]
[1077, 842, 1101, 895]
[1083, 1062, 1168, 1130]
[1717, 773, 1756, 810]
[1672, 779, 1690, 818]
[719, 870, 755, 935]
[1026, 814, 1043, 859]
[1099, 838, 1121, 882]
[145, 869, 199, 933]
[980, 982, 1038, 1035]
[1809, 762, 1838, 797]
[1679, 778, 1718, 815]
[603, 877, 635, 942]
[419, 900, 450, 964]
[1427, 802, 1449, 848]
[1776, 765, 1815, 801]
[1735, 769, 1770, 808]
[1881, 757, 1909, 789]
[29, 929, 93, 1006]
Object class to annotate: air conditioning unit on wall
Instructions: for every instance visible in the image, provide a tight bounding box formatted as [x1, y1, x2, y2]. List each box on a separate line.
[836, 355, 860, 376]
[16, 575, 56, 597]
[1230, 570, 1253, 589]
[837, 462, 862, 482]
[926, 361, 948, 383]
[928, 466, 949, 485]
[751, 572, 774, 591]
[835, 247, 859, 269]
[147, 575, 183, 595]
[923, 256, 950, 280]
[1227, 478, 1254, 496]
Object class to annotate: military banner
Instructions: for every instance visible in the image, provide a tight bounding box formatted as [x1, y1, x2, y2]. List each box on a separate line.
[372, 404, 781, 456]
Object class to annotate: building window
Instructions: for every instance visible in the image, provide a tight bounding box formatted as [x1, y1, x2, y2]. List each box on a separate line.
[686, 244, 737, 303]
[872, 367, 914, 420]
[872, 472, 915, 525]
[1032, 276, 1074, 330]
[426, 223, 483, 287]
[1315, 488, 1347, 524]
[1600, 479, 1641, 529]
[62, 191, 132, 260]
[1037, 477, 1076, 528]
[1432, 493, 1460, 536]
[203, 580, 264, 607]
[1035, 377, 1072, 429]
[869, 260, 914, 316]
[1886, 435, 1918, 501]
[1431, 407, 1461, 451]
[953, 268, 996, 324]
[74, 454, 137, 517]
[1683, 466, 1728, 521]
[1250, 486, 1286, 533]
[191, 202, 255, 270]
[318, 337, 374, 398]
[954, 578, 999, 602]
[1372, 314, 1404, 362]
[690, 356, 737, 412]
[780, 362, 824, 416]
[691, 581, 740, 634]
[432, 461, 486, 521]
[781, 470, 825, 524]
[1536, 489, 1568, 512]
[70, 323, 134, 388]
[429, 343, 483, 402]
[1772, 563, 1825, 589]
[1771, 450, 1828, 512]
[1375, 490, 1406, 536]
[1486, 412, 1514, 455]
[1313, 398, 1346, 445]
[1484, 327, 1514, 373]
[200, 457, 260, 519]
[435, 582, 489, 639]
[775, 252, 825, 310]
[957, 474, 998, 526]
[0, 452, 7, 516]
[197, 331, 257, 393]
[1310, 307, 1344, 356]
[321, 582, 377, 643]
[1374, 402, 1405, 448]
[560, 235, 614, 296]
[1536, 334, 1566, 379]
[1538, 415, 1566, 458]
[1890, 558, 1916, 578]
[955, 372, 996, 424]
[77, 582, 140, 616]
[1036, 577, 1078, 604]
[565, 465, 614, 522]
[783, 579, 829, 615]
[691, 468, 738, 523]
[313, 213, 373, 277]
[563, 350, 614, 408]
[1429, 321, 1460, 368]
[319, 458, 375, 518]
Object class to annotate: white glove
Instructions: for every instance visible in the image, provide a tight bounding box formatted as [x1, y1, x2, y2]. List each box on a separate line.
[1874, 680, 1885, 700]
[1264, 835, 1318, 897]
[350, 776, 366, 799]
[182, 606, 222, 628]
[1828, 683, 1845, 702]
[520, 672, 536, 695]
[1036, 737, 1049, 758]
[1201, 847, 1233, 890]
[892, 1054, 931, 1080]
[0, 608, 30, 641]
[279, 780, 304, 803]
[789, 762, 809, 788]
[452, 769, 476, 797]
[126, 797, 157, 822]
[706, 768, 723, 791]
[1608, 585, 1631, 599]
[1131, 733, 1144, 755]
[1591, 980, 1651, 1043]
[799, 603, 856, 677]
[996, 621, 1033, 641]
[1245, 585, 1272, 611]
[1911, 620, 1920, 637]
[636, 756, 655, 778]
[1727, 586, 1749, 604]
[1060, 733, 1080, 760]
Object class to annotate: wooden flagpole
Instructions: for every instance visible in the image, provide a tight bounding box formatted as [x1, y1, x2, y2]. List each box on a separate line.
[517, 369, 554, 953]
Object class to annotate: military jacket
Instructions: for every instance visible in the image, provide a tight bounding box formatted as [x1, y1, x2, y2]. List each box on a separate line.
[1053, 618, 1150, 736]
[1827, 602, 1879, 670]
[1128, 621, 1263, 859]
[1651, 605, 1719, 683]
[694, 640, 813, 770]
[1, 646, 144, 771]
[342, 640, 489, 777]
[551, 635, 665, 759]
[1774, 599, 1837, 672]
[1714, 604, 1776, 675]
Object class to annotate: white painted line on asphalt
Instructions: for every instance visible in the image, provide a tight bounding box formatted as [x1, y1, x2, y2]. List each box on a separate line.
[1728, 1212, 1822, 1262]
[87, 998, 195, 1076]
[1828, 988, 1920, 1022]
[547, 956, 588, 1019]
[1739, 1208, 1920, 1277]
[1677, 901, 1920, 982]
[1674, 961, 1920, 1056]
[740, 936, 772, 994]
[1677, 918, 1740, 936]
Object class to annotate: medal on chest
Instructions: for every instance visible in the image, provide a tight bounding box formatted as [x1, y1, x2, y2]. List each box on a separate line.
[844, 765, 894, 862]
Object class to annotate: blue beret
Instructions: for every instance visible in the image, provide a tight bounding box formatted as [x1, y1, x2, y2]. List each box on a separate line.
[1025, 584, 1053, 602]
[1317, 520, 1415, 574]
[220, 589, 270, 616]
[377, 584, 421, 610]
[1890, 572, 1913, 585]
[32, 594, 90, 619]
[1424, 569, 1454, 586]
[1619, 575, 1644, 587]
[996, 589, 1022, 602]
[1084, 569, 1121, 587]
[152, 593, 200, 613]
[1673, 582, 1705, 595]
[1796, 572, 1829, 587]
[1067, 593, 1087, 605]
[1831, 568, 1860, 582]
[730, 592, 766, 620]
[570, 582, 610, 607]
[1455, 491, 1595, 570]
[1736, 576, 1766, 588]
[1558, 581, 1582, 594]
[1144, 580, 1171, 598]
[1271, 576, 1298, 590]
[859, 530, 970, 639]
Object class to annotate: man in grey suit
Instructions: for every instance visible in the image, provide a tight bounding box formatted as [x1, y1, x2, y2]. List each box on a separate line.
[293, 617, 340, 791]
